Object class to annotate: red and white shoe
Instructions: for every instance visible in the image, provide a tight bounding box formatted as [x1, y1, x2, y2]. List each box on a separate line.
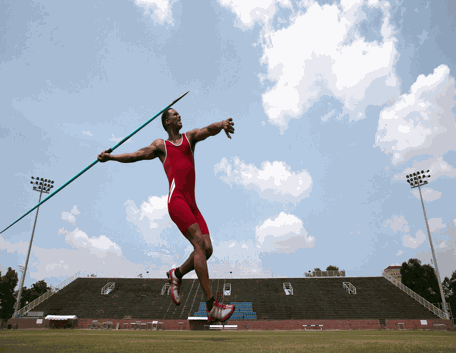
[206, 292, 235, 323]
[166, 268, 181, 305]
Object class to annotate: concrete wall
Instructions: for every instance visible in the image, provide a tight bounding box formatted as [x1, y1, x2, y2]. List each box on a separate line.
[7, 317, 454, 331]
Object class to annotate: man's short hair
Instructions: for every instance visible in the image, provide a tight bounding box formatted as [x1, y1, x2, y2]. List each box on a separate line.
[161, 108, 173, 131]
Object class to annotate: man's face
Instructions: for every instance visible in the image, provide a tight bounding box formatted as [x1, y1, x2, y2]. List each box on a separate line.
[167, 109, 182, 129]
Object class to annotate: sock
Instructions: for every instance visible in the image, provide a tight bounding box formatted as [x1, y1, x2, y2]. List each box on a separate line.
[206, 297, 215, 312]
[174, 267, 183, 280]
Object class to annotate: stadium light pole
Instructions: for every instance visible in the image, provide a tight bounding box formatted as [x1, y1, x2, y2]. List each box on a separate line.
[13, 176, 54, 317]
[405, 170, 449, 319]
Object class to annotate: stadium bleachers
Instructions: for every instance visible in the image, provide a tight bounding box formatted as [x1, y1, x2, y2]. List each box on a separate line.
[29, 276, 440, 321]
[193, 301, 257, 320]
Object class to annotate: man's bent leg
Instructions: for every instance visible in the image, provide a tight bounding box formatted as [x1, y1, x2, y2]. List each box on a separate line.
[182, 223, 213, 301]
[178, 233, 213, 277]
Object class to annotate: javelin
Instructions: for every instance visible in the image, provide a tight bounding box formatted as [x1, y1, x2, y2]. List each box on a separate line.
[0, 91, 189, 235]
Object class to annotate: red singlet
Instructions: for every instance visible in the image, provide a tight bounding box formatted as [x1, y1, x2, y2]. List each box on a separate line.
[162, 133, 209, 236]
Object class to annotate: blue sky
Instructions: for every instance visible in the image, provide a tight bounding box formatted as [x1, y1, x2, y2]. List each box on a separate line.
[1, 0, 455, 290]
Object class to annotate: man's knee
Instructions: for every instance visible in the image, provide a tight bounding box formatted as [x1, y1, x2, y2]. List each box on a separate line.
[205, 245, 213, 260]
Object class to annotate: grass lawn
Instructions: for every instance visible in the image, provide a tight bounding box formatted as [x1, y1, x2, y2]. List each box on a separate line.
[1, 330, 455, 353]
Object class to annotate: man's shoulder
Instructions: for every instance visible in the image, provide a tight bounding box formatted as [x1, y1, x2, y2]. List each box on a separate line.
[151, 138, 166, 151]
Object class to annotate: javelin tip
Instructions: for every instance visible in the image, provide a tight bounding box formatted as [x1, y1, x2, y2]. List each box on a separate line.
[169, 91, 189, 107]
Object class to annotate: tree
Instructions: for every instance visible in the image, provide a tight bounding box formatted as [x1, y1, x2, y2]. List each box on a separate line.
[401, 258, 440, 305]
[0, 267, 19, 320]
[443, 270, 456, 315]
[16, 280, 51, 308]
[314, 268, 322, 272]
[326, 265, 339, 271]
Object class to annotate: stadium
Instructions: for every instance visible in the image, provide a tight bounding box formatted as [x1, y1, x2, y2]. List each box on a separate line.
[7, 270, 453, 332]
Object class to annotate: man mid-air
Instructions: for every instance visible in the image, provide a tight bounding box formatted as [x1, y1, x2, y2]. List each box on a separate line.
[97, 108, 235, 323]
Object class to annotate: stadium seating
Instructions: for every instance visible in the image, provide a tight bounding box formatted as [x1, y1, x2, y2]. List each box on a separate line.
[30, 277, 440, 321]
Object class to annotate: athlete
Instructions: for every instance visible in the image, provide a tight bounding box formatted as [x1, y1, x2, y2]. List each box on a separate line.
[97, 108, 235, 323]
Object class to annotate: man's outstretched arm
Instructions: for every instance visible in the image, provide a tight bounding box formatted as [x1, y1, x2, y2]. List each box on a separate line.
[98, 140, 162, 163]
[188, 118, 235, 144]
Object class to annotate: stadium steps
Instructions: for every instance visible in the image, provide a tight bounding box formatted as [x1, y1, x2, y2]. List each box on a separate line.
[30, 276, 441, 321]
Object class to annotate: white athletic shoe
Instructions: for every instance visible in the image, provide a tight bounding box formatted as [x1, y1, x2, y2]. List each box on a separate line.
[166, 268, 181, 305]
[206, 292, 235, 323]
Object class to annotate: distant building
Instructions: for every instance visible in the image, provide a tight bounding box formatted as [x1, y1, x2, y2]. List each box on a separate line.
[384, 266, 402, 282]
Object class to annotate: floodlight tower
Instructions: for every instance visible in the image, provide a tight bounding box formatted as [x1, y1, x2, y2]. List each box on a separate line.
[13, 176, 54, 317]
[405, 170, 449, 319]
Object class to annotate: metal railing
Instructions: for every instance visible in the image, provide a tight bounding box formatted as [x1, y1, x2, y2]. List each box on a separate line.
[101, 282, 115, 295]
[12, 272, 81, 318]
[343, 282, 356, 294]
[382, 271, 449, 320]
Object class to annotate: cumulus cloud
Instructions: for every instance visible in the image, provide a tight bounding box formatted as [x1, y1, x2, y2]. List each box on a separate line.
[427, 218, 446, 233]
[411, 188, 442, 202]
[403, 229, 426, 249]
[135, 0, 177, 25]
[0, 228, 163, 286]
[61, 212, 77, 226]
[61, 227, 122, 258]
[393, 156, 456, 182]
[416, 220, 456, 280]
[109, 134, 133, 143]
[218, 0, 292, 30]
[375, 65, 456, 165]
[214, 157, 312, 204]
[396, 250, 404, 256]
[384, 215, 409, 233]
[70, 205, 80, 215]
[254, 0, 399, 133]
[82, 131, 93, 136]
[124, 195, 173, 246]
[255, 212, 315, 254]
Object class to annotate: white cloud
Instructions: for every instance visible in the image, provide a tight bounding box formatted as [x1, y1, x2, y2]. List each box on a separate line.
[71, 205, 80, 215]
[61, 211, 77, 226]
[218, 0, 292, 30]
[61, 227, 122, 258]
[427, 218, 446, 233]
[384, 215, 409, 233]
[214, 157, 312, 204]
[256, 0, 399, 133]
[411, 187, 442, 202]
[415, 221, 456, 280]
[124, 195, 173, 246]
[437, 241, 447, 249]
[375, 65, 456, 165]
[82, 131, 93, 136]
[135, 0, 177, 25]
[255, 212, 315, 254]
[0, 229, 162, 286]
[109, 134, 133, 143]
[393, 156, 456, 182]
[403, 229, 426, 249]
[396, 250, 404, 256]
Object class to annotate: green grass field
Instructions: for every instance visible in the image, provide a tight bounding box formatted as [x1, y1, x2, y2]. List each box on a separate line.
[1, 330, 455, 353]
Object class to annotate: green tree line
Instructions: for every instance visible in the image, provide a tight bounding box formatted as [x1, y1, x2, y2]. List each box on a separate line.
[0, 268, 51, 321]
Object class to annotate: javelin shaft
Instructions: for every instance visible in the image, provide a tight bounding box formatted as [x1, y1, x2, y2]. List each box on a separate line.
[0, 91, 189, 235]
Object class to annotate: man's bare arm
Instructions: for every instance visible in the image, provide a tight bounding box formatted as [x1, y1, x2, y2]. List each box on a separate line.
[188, 118, 235, 144]
[97, 140, 162, 163]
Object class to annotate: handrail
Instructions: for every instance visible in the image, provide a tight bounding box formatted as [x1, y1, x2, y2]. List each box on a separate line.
[382, 271, 449, 320]
[12, 272, 80, 318]
[343, 282, 356, 294]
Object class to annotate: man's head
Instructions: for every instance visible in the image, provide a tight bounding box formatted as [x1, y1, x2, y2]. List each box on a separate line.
[161, 108, 182, 132]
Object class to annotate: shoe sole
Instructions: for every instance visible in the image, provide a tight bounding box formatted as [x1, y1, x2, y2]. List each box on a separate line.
[166, 271, 181, 306]
[207, 305, 235, 323]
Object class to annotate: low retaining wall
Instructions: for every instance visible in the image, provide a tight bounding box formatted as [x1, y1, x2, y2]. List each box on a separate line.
[7, 318, 454, 331]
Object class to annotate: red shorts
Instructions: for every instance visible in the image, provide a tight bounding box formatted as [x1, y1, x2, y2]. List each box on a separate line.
[168, 196, 209, 236]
